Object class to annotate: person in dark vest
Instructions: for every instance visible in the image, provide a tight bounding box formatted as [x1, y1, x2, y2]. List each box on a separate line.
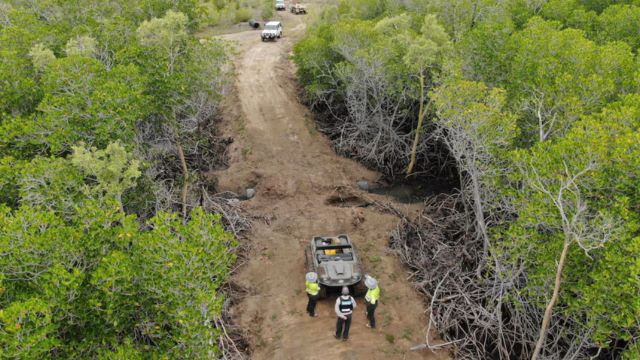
[334, 286, 356, 341]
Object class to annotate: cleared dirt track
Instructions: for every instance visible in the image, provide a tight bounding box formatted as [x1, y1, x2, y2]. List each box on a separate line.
[214, 8, 448, 360]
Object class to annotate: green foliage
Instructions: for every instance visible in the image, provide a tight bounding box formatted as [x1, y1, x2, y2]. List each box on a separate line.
[0, 1, 234, 357]
[0, 50, 41, 116]
[623, 340, 640, 359]
[71, 142, 141, 203]
[373, 13, 412, 33]
[137, 10, 189, 59]
[0, 157, 26, 207]
[301, 0, 640, 355]
[578, 0, 638, 13]
[403, 14, 451, 73]
[338, 0, 390, 20]
[595, 4, 640, 50]
[432, 80, 517, 155]
[457, 19, 514, 86]
[64, 35, 98, 57]
[0, 298, 58, 359]
[0, 145, 237, 357]
[17, 156, 85, 216]
[294, 7, 452, 173]
[431, 79, 517, 202]
[261, 0, 274, 20]
[503, 95, 640, 346]
[506, 17, 635, 142]
[541, 1, 640, 50]
[198, 0, 275, 27]
[28, 44, 56, 72]
[541, 0, 598, 33]
[235, 7, 253, 23]
[293, 24, 341, 98]
[423, 0, 492, 40]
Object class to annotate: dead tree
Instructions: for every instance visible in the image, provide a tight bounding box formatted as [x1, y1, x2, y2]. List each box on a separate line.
[391, 193, 599, 359]
[519, 89, 563, 142]
[431, 81, 516, 273]
[406, 76, 430, 176]
[394, 82, 617, 359]
[333, 55, 417, 175]
[304, 36, 429, 177]
[526, 161, 617, 360]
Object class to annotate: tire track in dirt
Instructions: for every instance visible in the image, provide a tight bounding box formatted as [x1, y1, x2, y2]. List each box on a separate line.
[214, 8, 449, 360]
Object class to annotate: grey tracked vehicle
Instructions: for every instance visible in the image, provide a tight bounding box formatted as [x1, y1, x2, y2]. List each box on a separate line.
[305, 234, 366, 298]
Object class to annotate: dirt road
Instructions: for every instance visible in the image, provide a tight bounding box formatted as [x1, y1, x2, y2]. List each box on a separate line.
[213, 8, 448, 360]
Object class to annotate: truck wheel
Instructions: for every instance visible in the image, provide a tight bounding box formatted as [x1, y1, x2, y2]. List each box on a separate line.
[304, 246, 314, 272]
[319, 285, 327, 299]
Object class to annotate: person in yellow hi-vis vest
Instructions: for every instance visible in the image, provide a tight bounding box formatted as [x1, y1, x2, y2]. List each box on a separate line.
[364, 274, 380, 328]
[305, 272, 320, 317]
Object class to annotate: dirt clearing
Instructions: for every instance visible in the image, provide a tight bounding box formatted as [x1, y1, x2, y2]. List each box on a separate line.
[212, 7, 448, 360]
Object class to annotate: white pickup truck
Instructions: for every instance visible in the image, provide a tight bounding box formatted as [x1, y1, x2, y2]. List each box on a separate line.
[261, 21, 282, 41]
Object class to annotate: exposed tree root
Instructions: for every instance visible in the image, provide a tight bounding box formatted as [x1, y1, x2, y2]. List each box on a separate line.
[215, 282, 251, 360]
[133, 104, 253, 358]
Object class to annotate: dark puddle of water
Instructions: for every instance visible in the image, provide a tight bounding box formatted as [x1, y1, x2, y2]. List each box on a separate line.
[368, 177, 456, 204]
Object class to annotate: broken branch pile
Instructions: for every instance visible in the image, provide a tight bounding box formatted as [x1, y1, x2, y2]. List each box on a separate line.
[391, 194, 592, 359]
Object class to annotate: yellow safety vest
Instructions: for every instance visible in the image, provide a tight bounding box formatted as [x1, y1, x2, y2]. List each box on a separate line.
[306, 281, 320, 296]
[365, 286, 380, 304]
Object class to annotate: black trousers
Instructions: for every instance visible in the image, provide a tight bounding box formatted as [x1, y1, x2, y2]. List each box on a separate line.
[306, 293, 319, 315]
[335, 314, 352, 339]
[366, 301, 377, 328]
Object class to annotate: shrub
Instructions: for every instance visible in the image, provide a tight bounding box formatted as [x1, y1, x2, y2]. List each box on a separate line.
[235, 7, 253, 23]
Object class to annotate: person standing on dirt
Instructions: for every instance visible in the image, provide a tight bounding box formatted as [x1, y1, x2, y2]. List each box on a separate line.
[364, 275, 380, 329]
[334, 286, 356, 341]
[305, 272, 320, 317]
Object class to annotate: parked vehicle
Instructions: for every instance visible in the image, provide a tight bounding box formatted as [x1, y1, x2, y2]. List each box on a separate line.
[261, 21, 282, 41]
[290, 3, 306, 14]
[275, 0, 285, 10]
[305, 234, 366, 298]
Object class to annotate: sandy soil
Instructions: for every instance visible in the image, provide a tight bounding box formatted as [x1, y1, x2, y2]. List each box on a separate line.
[211, 7, 449, 360]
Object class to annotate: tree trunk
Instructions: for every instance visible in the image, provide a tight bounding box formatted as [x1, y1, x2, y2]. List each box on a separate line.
[406, 74, 426, 176]
[470, 174, 491, 276]
[177, 143, 189, 220]
[531, 240, 571, 360]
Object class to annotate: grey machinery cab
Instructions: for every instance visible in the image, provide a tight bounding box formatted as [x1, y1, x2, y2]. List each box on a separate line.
[305, 234, 366, 297]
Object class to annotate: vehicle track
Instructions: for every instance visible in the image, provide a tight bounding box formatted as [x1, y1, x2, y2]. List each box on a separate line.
[214, 8, 448, 360]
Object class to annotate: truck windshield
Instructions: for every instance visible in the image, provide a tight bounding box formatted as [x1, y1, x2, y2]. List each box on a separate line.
[265, 24, 278, 30]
